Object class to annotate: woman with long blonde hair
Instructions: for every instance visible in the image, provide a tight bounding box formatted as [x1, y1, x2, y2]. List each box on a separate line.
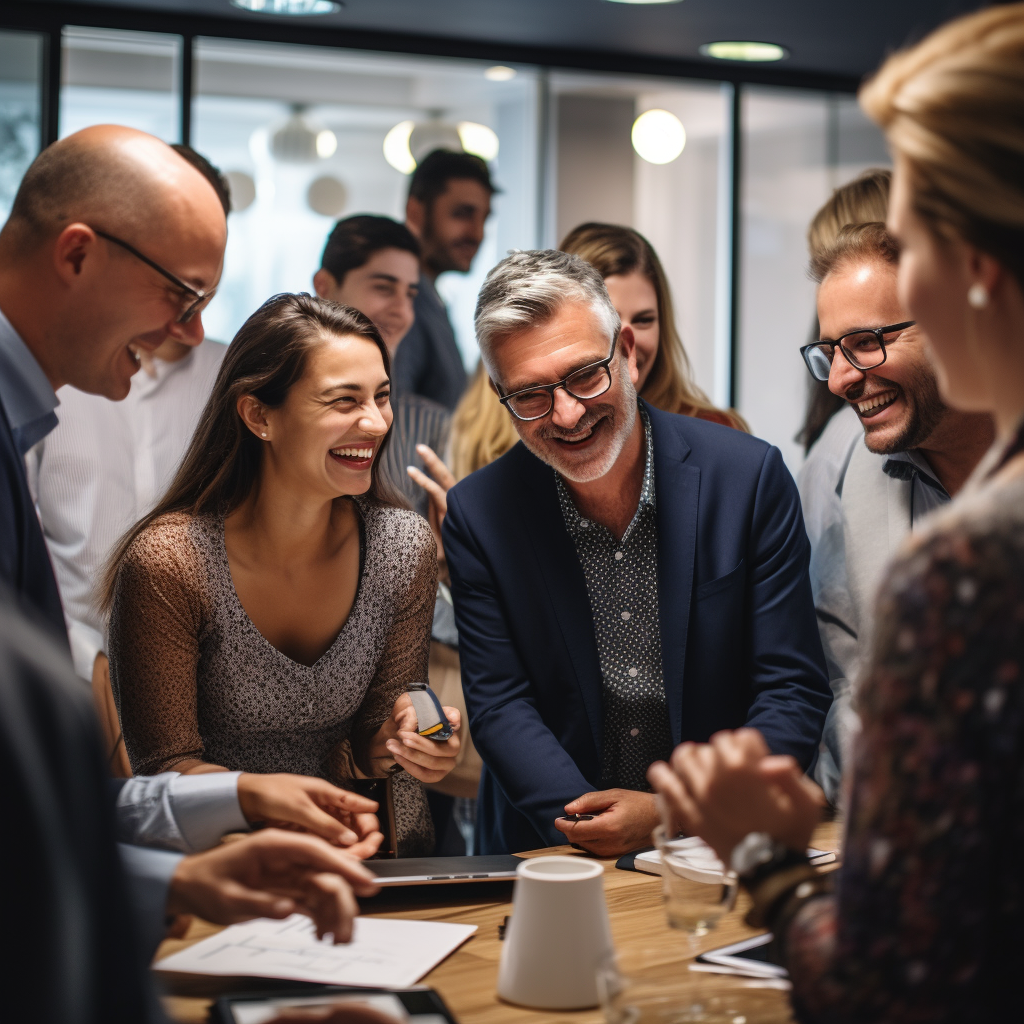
[650, 5, 1024, 1019]
[560, 222, 746, 430]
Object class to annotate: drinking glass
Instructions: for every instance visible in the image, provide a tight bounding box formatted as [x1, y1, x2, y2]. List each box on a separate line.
[598, 826, 739, 1024]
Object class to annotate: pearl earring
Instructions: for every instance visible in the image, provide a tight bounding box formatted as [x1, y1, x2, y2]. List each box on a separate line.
[968, 283, 989, 309]
[261, 432, 267, 438]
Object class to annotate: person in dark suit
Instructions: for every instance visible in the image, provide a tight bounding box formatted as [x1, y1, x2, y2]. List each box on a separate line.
[443, 250, 832, 856]
[394, 149, 495, 410]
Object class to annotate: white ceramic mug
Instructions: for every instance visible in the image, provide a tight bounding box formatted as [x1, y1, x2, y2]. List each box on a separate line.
[496, 855, 615, 1010]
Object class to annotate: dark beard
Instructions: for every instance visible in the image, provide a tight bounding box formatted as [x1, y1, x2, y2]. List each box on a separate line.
[860, 369, 946, 454]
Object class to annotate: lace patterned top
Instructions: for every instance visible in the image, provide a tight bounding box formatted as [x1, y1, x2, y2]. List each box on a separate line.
[780, 454, 1024, 1021]
[107, 499, 437, 856]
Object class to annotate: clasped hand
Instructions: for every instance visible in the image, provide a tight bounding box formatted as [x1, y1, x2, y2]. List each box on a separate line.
[372, 693, 461, 784]
[647, 728, 826, 864]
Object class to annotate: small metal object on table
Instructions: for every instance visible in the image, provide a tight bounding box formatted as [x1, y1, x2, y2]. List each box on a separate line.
[157, 822, 842, 1024]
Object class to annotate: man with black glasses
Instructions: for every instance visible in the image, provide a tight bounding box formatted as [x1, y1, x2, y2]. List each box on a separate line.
[800, 221, 993, 802]
[443, 249, 831, 857]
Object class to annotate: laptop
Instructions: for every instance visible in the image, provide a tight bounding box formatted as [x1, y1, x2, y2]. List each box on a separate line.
[365, 855, 523, 886]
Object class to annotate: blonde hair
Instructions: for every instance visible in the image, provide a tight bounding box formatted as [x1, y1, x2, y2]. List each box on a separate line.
[807, 168, 891, 259]
[449, 362, 519, 480]
[860, 3, 1024, 287]
[559, 222, 747, 431]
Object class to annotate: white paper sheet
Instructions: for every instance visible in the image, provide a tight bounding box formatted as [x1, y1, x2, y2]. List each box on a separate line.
[155, 914, 477, 988]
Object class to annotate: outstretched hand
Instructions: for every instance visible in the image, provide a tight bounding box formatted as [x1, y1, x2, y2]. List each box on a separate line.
[167, 829, 380, 942]
[406, 445, 455, 581]
[647, 728, 825, 864]
[237, 772, 383, 859]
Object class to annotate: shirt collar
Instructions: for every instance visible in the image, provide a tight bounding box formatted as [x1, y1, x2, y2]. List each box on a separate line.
[882, 449, 948, 496]
[0, 306, 59, 454]
[557, 402, 656, 538]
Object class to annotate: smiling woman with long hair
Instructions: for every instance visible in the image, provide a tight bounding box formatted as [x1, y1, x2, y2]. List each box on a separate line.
[103, 293, 460, 856]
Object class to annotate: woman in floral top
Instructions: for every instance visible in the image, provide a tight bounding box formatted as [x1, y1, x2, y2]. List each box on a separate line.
[649, 5, 1024, 1020]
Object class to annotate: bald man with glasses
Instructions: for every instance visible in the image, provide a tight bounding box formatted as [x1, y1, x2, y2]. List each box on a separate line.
[442, 250, 832, 857]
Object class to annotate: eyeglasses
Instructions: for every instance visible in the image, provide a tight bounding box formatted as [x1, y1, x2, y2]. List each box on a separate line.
[800, 320, 916, 382]
[93, 228, 215, 324]
[498, 338, 617, 421]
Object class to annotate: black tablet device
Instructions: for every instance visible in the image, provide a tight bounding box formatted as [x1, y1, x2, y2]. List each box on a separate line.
[696, 933, 788, 979]
[214, 985, 456, 1024]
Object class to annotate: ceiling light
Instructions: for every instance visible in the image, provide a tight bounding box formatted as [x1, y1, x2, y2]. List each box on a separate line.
[631, 109, 686, 165]
[485, 66, 517, 82]
[699, 41, 788, 62]
[383, 121, 416, 174]
[315, 129, 337, 158]
[231, 0, 341, 14]
[457, 122, 499, 162]
[604, 0, 683, 4]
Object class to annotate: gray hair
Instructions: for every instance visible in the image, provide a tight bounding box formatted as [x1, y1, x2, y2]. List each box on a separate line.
[473, 249, 620, 377]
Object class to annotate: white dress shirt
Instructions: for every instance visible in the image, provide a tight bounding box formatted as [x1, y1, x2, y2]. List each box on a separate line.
[26, 339, 226, 679]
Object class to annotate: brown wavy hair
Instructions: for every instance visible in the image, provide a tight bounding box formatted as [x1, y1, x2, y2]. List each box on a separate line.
[101, 292, 400, 610]
[560, 222, 747, 431]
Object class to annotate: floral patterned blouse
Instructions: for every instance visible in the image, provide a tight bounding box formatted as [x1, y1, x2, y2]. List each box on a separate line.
[782, 441, 1024, 1022]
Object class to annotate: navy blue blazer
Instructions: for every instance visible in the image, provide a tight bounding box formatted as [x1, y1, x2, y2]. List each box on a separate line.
[0, 398, 67, 646]
[443, 402, 831, 855]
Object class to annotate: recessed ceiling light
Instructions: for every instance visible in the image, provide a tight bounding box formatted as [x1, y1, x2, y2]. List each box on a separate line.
[485, 66, 517, 82]
[631, 109, 686, 165]
[699, 41, 788, 62]
[230, 0, 341, 15]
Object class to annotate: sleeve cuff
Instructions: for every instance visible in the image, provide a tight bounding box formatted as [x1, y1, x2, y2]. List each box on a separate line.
[168, 771, 250, 852]
[118, 844, 183, 962]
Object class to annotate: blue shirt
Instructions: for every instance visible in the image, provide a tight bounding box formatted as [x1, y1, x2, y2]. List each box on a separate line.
[0, 307, 58, 455]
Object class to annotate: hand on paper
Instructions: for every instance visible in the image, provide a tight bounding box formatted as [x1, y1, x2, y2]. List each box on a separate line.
[647, 728, 825, 864]
[555, 789, 661, 857]
[166, 829, 380, 942]
[375, 693, 461, 784]
[237, 772, 383, 858]
[406, 444, 455, 582]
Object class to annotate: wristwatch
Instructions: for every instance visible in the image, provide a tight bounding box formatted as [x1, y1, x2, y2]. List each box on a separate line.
[730, 831, 788, 879]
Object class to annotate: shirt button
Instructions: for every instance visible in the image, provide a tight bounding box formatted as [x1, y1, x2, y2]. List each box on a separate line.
[614, 550, 623, 560]
[621, 610, 631, 621]
[580, 520, 590, 528]
[630, 728, 640, 737]
[628, 667, 638, 678]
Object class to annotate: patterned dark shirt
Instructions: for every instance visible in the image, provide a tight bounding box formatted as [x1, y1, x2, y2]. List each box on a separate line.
[556, 405, 673, 791]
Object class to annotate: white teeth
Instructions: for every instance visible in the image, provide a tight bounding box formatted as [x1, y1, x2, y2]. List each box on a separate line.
[331, 447, 374, 458]
[857, 392, 895, 414]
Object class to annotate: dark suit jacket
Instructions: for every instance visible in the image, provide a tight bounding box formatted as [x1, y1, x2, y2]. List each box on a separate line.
[390, 274, 468, 411]
[0, 396, 66, 645]
[0, 593, 164, 1023]
[444, 402, 831, 854]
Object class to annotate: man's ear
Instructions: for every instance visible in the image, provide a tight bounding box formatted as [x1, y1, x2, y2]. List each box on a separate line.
[619, 324, 639, 387]
[406, 195, 426, 239]
[52, 223, 100, 283]
[312, 268, 337, 300]
[237, 394, 270, 440]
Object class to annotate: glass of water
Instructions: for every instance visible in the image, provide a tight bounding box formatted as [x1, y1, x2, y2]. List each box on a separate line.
[598, 826, 740, 1024]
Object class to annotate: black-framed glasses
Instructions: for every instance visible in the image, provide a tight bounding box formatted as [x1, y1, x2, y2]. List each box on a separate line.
[498, 337, 617, 421]
[93, 228, 215, 324]
[800, 320, 916, 382]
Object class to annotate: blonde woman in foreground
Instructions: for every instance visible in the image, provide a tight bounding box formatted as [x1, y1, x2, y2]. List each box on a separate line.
[650, 5, 1024, 1020]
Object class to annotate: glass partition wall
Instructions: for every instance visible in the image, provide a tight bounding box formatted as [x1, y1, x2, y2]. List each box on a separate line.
[0, 30, 43, 223]
[0, 19, 890, 470]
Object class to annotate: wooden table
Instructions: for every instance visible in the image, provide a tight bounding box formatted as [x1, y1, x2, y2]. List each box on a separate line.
[157, 822, 840, 1024]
